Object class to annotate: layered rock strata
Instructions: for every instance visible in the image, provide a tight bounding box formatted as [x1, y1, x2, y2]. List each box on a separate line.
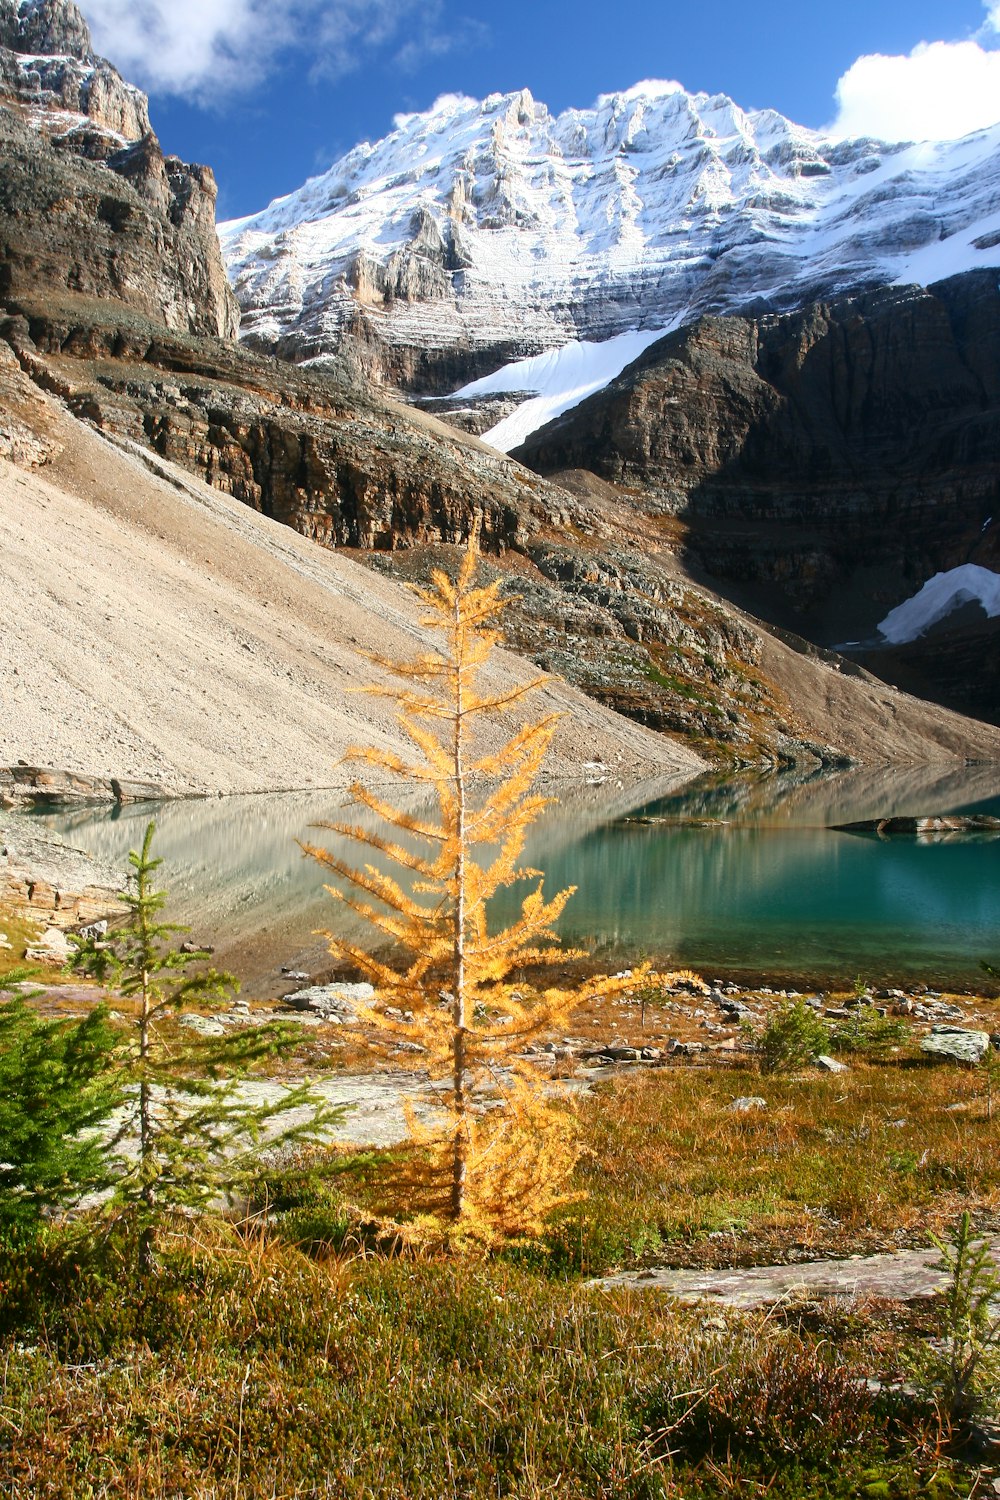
[0, 0, 237, 338]
[515, 274, 1000, 651]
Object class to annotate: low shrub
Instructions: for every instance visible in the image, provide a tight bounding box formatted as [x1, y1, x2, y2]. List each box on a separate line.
[746, 998, 829, 1073]
[830, 1005, 908, 1059]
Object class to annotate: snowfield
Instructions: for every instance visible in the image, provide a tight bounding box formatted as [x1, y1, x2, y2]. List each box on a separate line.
[450, 328, 672, 452]
[877, 565, 1000, 645]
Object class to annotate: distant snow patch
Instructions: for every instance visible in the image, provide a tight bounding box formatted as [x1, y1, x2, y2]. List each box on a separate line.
[877, 564, 1000, 644]
[453, 328, 671, 453]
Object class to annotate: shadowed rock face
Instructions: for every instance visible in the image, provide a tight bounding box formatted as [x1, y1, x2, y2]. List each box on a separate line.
[515, 274, 1000, 643]
[0, 0, 237, 338]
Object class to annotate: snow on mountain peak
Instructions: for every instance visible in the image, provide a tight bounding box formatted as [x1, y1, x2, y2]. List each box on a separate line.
[220, 80, 1000, 403]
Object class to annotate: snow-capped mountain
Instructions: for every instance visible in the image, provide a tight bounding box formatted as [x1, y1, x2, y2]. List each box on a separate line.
[221, 82, 1000, 404]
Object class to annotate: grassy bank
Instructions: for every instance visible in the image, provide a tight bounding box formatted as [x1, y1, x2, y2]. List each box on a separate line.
[3, 1055, 999, 1498]
[0, 1228, 975, 1499]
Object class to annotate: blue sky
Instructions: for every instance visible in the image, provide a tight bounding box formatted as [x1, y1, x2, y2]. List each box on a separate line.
[79, 0, 1000, 221]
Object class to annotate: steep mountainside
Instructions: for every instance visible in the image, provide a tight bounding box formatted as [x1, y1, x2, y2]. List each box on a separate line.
[1, 3, 997, 768]
[0, 0, 237, 337]
[221, 85, 1000, 393]
[0, 376, 706, 795]
[511, 273, 1000, 721]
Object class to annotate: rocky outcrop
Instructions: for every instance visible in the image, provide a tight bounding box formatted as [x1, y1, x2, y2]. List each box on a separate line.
[515, 274, 1000, 653]
[0, 0, 91, 58]
[0, 0, 149, 144]
[832, 815, 1000, 839]
[2, 298, 542, 550]
[0, 0, 237, 338]
[0, 812, 127, 929]
[0, 765, 167, 806]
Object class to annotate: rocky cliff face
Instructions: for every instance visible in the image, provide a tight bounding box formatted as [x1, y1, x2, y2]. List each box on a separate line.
[0, 0, 237, 338]
[221, 84, 1000, 394]
[1, 13, 995, 762]
[514, 273, 1000, 650]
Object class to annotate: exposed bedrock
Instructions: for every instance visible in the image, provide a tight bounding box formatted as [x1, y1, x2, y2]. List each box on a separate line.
[0, 0, 237, 338]
[514, 273, 1000, 650]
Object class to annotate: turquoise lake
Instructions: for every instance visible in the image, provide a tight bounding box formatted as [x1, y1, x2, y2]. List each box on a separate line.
[22, 761, 1000, 992]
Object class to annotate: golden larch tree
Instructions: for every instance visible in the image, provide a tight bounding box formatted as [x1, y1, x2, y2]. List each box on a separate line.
[302, 541, 633, 1241]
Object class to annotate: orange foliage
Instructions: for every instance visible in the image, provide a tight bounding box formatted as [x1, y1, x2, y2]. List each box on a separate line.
[303, 542, 632, 1241]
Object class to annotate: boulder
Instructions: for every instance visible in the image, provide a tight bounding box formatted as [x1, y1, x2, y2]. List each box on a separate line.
[921, 1026, 991, 1065]
[284, 982, 375, 1019]
[815, 1054, 849, 1074]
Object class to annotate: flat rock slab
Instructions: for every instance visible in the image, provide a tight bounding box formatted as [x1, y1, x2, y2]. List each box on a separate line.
[233, 1073, 445, 1149]
[595, 1236, 1000, 1309]
[284, 983, 375, 1019]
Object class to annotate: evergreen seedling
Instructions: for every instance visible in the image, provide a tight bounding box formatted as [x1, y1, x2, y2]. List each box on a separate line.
[746, 998, 829, 1073]
[925, 1211, 1000, 1425]
[0, 967, 121, 1242]
[303, 541, 632, 1243]
[73, 823, 333, 1276]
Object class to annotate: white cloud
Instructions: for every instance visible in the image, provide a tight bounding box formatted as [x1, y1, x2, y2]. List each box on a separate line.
[829, 2, 1000, 143]
[79, 0, 484, 100]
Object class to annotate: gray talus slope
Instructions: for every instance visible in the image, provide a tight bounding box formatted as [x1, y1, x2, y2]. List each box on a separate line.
[0, 384, 705, 795]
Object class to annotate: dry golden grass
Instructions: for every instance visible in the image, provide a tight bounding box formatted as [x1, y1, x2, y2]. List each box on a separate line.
[563, 1062, 1000, 1273]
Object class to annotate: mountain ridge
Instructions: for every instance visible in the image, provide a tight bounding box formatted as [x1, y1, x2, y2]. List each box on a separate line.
[220, 82, 1000, 395]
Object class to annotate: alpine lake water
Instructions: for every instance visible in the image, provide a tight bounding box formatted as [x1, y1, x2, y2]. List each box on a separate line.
[22, 760, 1000, 995]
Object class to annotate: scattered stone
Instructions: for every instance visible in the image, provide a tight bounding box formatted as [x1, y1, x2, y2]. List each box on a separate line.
[77, 919, 108, 940]
[180, 940, 215, 956]
[281, 969, 310, 982]
[285, 982, 375, 1019]
[729, 1096, 767, 1113]
[180, 1014, 227, 1039]
[825, 1007, 851, 1019]
[921, 1026, 991, 1065]
[815, 1054, 849, 1074]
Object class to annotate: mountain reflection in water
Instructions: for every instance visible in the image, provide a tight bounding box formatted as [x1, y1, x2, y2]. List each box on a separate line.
[22, 762, 1000, 992]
